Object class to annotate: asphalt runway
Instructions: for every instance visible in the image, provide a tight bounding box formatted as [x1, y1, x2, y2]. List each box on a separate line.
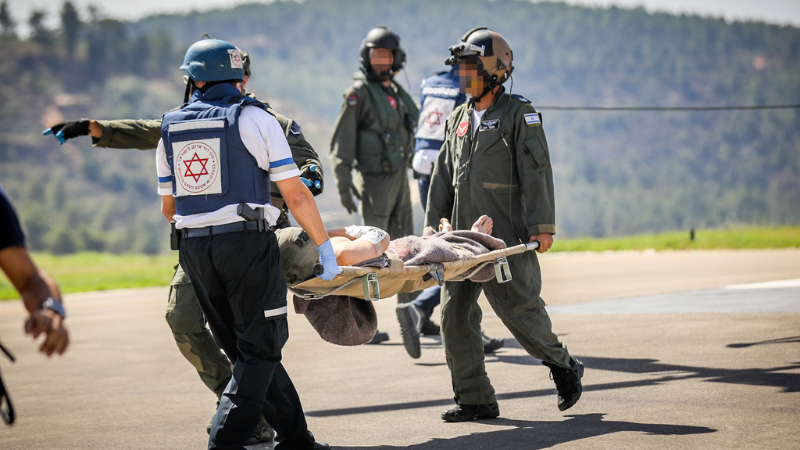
[0, 249, 798, 449]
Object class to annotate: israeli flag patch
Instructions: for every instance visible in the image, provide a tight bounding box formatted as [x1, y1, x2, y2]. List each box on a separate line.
[524, 113, 542, 126]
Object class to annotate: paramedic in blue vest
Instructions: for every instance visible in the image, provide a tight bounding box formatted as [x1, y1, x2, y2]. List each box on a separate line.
[395, 67, 504, 359]
[156, 39, 333, 450]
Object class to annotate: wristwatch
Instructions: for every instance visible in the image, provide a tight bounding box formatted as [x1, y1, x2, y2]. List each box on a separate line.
[40, 297, 66, 319]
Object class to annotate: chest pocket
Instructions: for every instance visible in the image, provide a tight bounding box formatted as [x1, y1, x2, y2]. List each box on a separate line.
[167, 118, 229, 198]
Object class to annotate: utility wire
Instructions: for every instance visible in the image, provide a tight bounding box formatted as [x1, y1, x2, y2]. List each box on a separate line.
[537, 104, 800, 111]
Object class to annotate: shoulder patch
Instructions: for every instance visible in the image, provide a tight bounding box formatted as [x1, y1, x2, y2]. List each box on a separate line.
[524, 112, 542, 127]
[511, 94, 532, 104]
[289, 121, 302, 137]
[346, 93, 359, 108]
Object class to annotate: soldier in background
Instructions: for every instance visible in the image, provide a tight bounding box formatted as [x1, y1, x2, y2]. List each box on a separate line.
[330, 26, 419, 343]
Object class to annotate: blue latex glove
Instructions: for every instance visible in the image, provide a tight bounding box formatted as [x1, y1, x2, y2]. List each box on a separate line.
[315, 239, 339, 281]
[300, 177, 321, 191]
[300, 165, 323, 195]
[42, 128, 67, 144]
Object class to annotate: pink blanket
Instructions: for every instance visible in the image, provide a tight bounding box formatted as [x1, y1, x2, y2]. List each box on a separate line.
[386, 230, 506, 282]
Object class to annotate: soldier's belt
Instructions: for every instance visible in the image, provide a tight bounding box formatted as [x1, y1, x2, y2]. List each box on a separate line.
[180, 220, 268, 238]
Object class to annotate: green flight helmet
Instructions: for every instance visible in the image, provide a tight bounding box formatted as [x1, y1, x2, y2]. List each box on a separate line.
[180, 38, 244, 82]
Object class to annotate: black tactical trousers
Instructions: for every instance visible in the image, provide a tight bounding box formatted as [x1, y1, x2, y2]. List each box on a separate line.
[179, 229, 316, 450]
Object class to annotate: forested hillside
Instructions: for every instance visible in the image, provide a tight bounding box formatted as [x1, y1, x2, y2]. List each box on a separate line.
[0, 0, 798, 254]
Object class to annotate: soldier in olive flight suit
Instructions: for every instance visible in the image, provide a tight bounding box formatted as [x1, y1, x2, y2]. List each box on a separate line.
[331, 26, 419, 248]
[330, 27, 420, 341]
[43, 50, 320, 445]
[425, 28, 584, 422]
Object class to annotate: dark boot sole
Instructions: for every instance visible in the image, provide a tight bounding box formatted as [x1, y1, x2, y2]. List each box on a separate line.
[558, 361, 585, 411]
[441, 411, 500, 422]
[396, 308, 421, 358]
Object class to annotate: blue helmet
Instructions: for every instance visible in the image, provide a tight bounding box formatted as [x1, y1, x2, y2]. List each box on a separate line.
[180, 39, 244, 82]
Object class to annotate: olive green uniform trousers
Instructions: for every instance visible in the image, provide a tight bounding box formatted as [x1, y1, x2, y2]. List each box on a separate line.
[426, 88, 573, 405]
[165, 227, 321, 398]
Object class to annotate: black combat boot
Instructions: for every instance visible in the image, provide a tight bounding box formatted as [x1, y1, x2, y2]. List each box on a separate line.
[542, 358, 584, 411]
[441, 402, 500, 422]
[481, 331, 505, 353]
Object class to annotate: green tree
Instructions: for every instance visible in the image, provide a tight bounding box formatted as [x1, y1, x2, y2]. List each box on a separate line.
[0, 1, 16, 39]
[60, 1, 81, 60]
[28, 10, 52, 44]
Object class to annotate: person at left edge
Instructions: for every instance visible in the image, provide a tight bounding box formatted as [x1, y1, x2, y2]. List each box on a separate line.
[157, 39, 332, 450]
[0, 183, 70, 425]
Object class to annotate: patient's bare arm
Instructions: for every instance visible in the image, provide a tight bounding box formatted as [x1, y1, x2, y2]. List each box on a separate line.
[328, 226, 390, 266]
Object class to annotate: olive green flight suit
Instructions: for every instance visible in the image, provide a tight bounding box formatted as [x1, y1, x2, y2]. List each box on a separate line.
[425, 87, 573, 406]
[330, 71, 419, 241]
[91, 97, 322, 400]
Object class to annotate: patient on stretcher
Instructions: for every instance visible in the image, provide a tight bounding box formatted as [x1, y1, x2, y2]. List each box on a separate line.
[331, 216, 504, 275]
[286, 216, 505, 346]
[280, 215, 504, 286]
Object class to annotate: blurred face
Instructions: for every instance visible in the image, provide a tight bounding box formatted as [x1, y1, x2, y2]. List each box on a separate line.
[456, 59, 487, 96]
[369, 48, 394, 74]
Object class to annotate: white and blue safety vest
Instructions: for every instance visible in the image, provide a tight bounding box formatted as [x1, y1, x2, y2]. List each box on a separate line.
[412, 67, 467, 175]
[160, 84, 272, 216]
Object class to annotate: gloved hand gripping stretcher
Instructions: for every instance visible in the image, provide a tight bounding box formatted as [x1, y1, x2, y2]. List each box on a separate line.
[289, 240, 540, 301]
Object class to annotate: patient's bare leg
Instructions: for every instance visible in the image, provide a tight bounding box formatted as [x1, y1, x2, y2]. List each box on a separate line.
[471, 215, 493, 235]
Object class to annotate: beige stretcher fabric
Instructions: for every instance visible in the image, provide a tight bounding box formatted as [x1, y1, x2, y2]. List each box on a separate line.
[290, 242, 537, 300]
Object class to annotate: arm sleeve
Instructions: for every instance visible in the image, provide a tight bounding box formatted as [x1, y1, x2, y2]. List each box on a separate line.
[238, 106, 300, 182]
[285, 121, 322, 176]
[514, 108, 556, 236]
[155, 139, 173, 196]
[92, 119, 163, 150]
[330, 91, 361, 194]
[0, 184, 25, 251]
[424, 132, 456, 229]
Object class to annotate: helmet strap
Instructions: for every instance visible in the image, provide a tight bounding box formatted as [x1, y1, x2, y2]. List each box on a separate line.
[473, 58, 498, 101]
[183, 80, 192, 104]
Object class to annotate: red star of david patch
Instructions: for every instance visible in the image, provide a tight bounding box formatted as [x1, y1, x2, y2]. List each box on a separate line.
[183, 152, 209, 182]
[426, 109, 443, 128]
[457, 120, 469, 138]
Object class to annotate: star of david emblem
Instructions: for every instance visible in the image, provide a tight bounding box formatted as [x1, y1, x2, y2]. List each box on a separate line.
[183, 152, 209, 182]
[426, 109, 443, 128]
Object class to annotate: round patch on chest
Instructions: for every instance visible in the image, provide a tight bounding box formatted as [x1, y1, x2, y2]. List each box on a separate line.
[346, 93, 359, 108]
[456, 120, 469, 138]
[176, 141, 220, 194]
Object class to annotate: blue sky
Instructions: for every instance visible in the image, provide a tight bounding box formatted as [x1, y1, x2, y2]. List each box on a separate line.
[4, 0, 799, 36]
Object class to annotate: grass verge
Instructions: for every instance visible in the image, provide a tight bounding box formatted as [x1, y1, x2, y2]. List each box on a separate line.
[1, 227, 798, 300]
[553, 226, 800, 252]
[0, 252, 178, 300]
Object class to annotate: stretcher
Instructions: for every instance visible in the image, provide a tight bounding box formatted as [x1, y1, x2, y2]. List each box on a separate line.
[289, 241, 540, 301]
